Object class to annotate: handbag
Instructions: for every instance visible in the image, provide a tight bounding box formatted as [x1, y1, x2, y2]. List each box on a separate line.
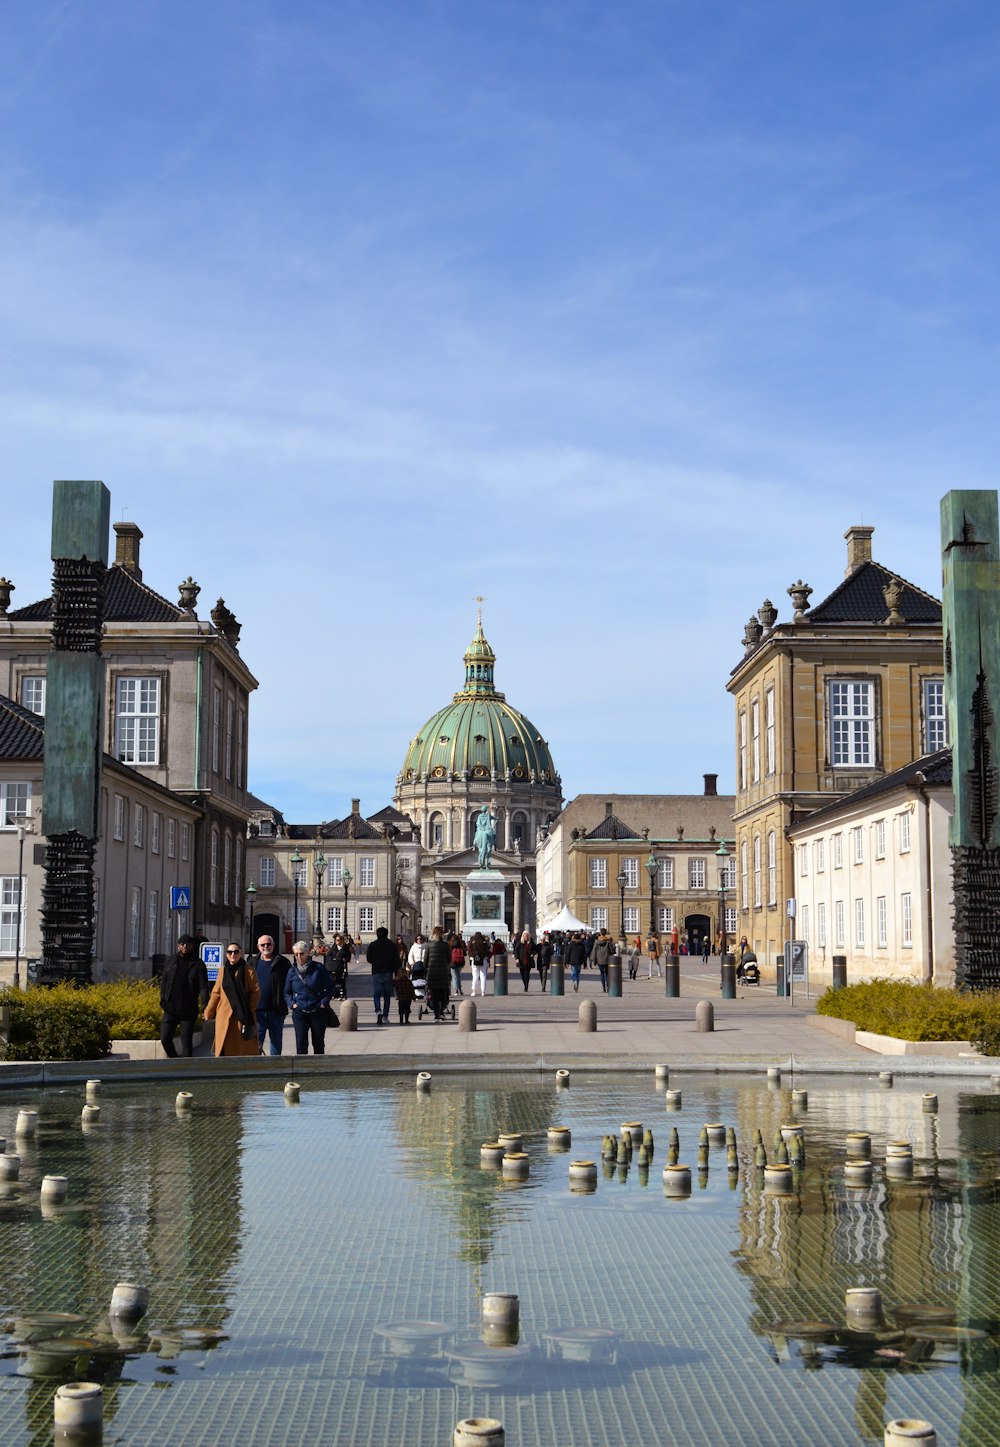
[325, 1005, 339, 1028]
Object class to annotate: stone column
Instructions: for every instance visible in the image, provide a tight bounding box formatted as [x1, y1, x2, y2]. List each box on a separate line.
[458, 882, 466, 931]
[434, 882, 443, 928]
[513, 882, 522, 933]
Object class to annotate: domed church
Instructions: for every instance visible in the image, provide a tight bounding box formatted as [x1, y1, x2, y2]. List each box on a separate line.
[394, 615, 563, 937]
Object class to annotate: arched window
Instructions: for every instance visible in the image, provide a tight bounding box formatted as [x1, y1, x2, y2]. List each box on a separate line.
[210, 829, 219, 903]
[767, 831, 776, 906]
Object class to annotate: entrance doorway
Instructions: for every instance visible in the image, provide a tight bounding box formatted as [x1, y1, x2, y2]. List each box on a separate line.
[444, 911, 457, 936]
[254, 912, 280, 954]
[685, 912, 711, 957]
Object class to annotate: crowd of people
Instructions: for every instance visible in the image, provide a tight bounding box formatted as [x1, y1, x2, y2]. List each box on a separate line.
[160, 923, 728, 1058]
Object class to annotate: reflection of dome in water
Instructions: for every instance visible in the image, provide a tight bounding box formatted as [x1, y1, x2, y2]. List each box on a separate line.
[400, 621, 558, 786]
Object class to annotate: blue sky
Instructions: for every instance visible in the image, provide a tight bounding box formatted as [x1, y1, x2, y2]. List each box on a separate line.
[2, 2, 999, 821]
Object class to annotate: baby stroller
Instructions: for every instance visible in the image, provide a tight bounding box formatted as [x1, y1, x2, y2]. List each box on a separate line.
[737, 950, 760, 986]
[412, 959, 430, 1019]
[329, 955, 349, 1001]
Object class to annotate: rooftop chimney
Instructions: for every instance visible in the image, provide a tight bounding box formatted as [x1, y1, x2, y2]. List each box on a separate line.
[844, 525, 874, 577]
[703, 773, 718, 797]
[113, 521, 143, 579]
[605, 801, 613, 817]
[351, 798, 361, 815]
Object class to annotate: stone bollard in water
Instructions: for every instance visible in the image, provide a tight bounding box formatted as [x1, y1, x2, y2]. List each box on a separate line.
[54, 1381, 103, 1443]
[884, 1422, 936, 1446]
[109, 1282, 149, 1323]
[283, 1082, 301, 1102]
[578, 999, 597, 1033]
[695, 999, 714, 1033]
[455, 1418, 505, 1447]
[458, 999, 477, 1033]
[846, 1286, 883, 1332]
[339, 1000, 358, 1032]
[482, 1292, 519, 1346]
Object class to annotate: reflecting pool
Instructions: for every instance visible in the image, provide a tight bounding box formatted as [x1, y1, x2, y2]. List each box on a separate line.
[1, 1072, 1000, 1445]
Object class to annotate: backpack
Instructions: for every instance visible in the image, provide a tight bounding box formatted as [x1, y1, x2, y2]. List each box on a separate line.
[451, 946, 464, 965]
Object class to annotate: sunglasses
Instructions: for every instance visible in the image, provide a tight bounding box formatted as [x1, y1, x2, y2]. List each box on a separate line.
[226, 948, 242, 955]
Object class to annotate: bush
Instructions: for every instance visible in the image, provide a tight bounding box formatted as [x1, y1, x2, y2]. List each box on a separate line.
[87, 980, 162, 1040]
[0, 984, 111, 1061]
[816, 978, 1000, 1052]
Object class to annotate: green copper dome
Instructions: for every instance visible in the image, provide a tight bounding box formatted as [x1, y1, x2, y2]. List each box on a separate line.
[400, 621, 558, 785]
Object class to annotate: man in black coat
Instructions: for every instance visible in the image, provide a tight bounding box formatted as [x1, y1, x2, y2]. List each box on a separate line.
[252, 933, 292, 1055]
[159, 935, 209, 1058]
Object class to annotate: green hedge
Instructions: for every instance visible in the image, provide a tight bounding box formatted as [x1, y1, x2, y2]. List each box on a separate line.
[816, 978, 1000, 1054]
[0, 984, 111, 1061]
[86, 980, 162, 1040]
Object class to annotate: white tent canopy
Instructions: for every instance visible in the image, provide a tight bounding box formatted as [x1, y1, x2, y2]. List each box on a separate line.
[544, 904, 590, 933]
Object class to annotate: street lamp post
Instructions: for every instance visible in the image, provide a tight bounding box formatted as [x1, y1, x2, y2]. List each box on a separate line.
[245, 880, 257, 954]
[342, 867, 352, 943]
[716, 840, 730, 958]
[290, 847, 303, 944]
[646, 854, 657, 938]
[14, 819, 30, 990]
[616, 868, 627, 941]
[314, 852, 327, 947]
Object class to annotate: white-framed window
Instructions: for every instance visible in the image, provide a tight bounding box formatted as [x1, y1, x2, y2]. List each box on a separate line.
[225, 698, 234, 781]
[901, 892, 913, 946]
[151, 812, 161, 855]
[0, 876, 25, 953]
[767, 831, 776, 905]
[854, 898, 865, 948]
[115, 677, 160, 765]
[358, 905, 374, 933]
[753, 836, 762, 908]
[835, 899, 845, 947]
[237, 707, 246, 787]
[853, 827, 864, 865]
[133, 804, 145, 848]
[210, 830, 219, 903]
[223, 834, 232, 906]
[148, 890, 158, 957]
[623, 906, 640, 935]
[833, 833, 843, 868]
[739, 710, 747, 790]
[590, 907, 608, 931]
[260, 856, 276, 888]
[211, 687, 221, 774]
[0, 782, 31, 829]
[689, 858, 706, 889]
[326, 905, 342, 933]
[816, 838, 826, 873]
[130, 885, 142, 958]
[799, 843, 809, 877]
[359, 856, 375, 888]
[801, 903, 809, 944]
[899, 812, 911, 853]
[258, 819, 275, 838]
[923, 679, 948, 752]
[724, 906, 738, 935]
[765, 688, 775, 775]
[590, 857, 607, 889]
[741, 840, 748, 910]
[656, 907, 673, 933]
[722, 857, 736, 889]
[431, 818, 444, 846]
[623, 858, 639, 889]
[751, 698, 760, 784]
[167, 817, 176, 858]
[327, 857, 343, 887]
[20, 676, 46, 715]
[875, 819, 886, 860]
[291, 856, 307, 886]
[180, 822, 190, 862]
[294, 904, 309, 934]
[235, 837, 243, 905]
[829, 679, 874, 767]
[657, 858, 673, 889]
[876, 895, 887, 947]
[817, 901, 827, 948]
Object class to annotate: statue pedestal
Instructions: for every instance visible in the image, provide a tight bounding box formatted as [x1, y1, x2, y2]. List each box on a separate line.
[463, 870, 508, 941]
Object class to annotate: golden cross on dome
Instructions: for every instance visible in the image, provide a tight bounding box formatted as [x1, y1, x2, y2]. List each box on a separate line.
[475, 594, 485, 625]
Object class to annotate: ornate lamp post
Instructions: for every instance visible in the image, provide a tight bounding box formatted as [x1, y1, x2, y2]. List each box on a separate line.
[716, 840, 730, 958]
[290, 847, 303, 943]
[646, 853, 657, 937]
[616, 867, 627, 940]
[14, 817, 32, 990]
[245, 880, 257, 953]
[342, 866, 352, 941]
[314, 852, 327, 946]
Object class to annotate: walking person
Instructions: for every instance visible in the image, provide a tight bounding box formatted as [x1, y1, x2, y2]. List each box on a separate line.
[159, 934, 209, 1058]
[425, 926, 452, 1021]
[701, 934, 710, 964]
[591, 929, 614, 993]
[449, 933, 467, 996]
[566, 931, 588, 991]
[469, 932, 489, 997]
[367, 926, 398, 1025]
[536, 934, 552, 991]
[252, 933, 291, 1056]
[646, 930, 662, 979]
[204, 943, 260, 1057]
[394, 960, 415, 1024]
[515, 931, 535, 991]
[284, 942, 334, 1054]
[628, 936, 642, 980]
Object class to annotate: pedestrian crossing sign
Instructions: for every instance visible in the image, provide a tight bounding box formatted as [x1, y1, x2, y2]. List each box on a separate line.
[170, 886, 191, 910]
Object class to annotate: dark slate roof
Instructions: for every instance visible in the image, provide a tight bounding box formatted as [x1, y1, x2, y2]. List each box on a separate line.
[808, 561, 941, 625]
[792, 749, 952, 828]
[320, 813, 385, 841]
[585, 812, 641, 841]
[0, 694, 45, 760]
[9, 565, 182, 624]
[369, 804, 410, 823]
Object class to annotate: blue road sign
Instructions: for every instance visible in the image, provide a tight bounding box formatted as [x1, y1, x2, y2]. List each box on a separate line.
[201, 941, 223, 983]
[170, 886, 191, 911]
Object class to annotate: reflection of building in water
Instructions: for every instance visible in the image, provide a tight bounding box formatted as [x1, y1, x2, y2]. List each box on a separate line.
[956, 1097, 1000, 1447]
[391, 1081, 558, 1270]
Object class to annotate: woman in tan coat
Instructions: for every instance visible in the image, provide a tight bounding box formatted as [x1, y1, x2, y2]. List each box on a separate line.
[204, 943, 261, 1056]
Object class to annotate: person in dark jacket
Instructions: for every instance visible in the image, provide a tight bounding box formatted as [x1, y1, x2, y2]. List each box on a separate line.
[566, 932, 588, 991]
[515, 931, 535, 991]
[252, 933, 291, 1056]
[284, 942, 334, 1054]
[591, 929, 614, 993]
[394, 961, 415, 1023]
[159, 934, 209, 1057]
[424, 926, 452, 1021]
[366, 926, 398, 1025]
[536, 934, 553, 991]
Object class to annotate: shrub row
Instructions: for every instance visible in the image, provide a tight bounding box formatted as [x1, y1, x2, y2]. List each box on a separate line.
[816, 978, 1000, 1055]
[0, 979, 163, 1061]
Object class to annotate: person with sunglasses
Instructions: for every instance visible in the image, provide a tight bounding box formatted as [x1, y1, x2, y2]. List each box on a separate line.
[251, 934, 291, 1056]
[204, 943, 261, 1056]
